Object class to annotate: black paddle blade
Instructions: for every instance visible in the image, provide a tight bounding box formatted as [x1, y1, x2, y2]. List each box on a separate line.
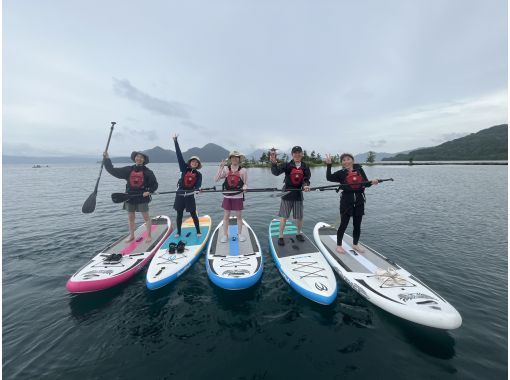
[111, 193, 129, 203]
[82, 191, 98, 213]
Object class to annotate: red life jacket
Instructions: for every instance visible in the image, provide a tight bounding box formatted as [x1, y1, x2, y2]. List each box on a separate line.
[224, 166, 244, 190]
[129, 169, 145, 190]
[345, 170, 363, 190]
[183, 170, 198, 189]
[289, 166, 304, 187]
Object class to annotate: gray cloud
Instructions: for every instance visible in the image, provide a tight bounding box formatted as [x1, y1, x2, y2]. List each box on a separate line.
[180, 120, 206, 131]
[113, 78, 190, 119]
[369, 139, 387, 148]
[114, 127, 159, 142]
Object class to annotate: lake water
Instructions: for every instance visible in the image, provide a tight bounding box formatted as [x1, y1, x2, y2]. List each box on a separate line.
[2, 163, 507, 379]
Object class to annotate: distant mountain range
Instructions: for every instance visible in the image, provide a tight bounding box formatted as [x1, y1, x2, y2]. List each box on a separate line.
[4, 124, 507, 164]
[246, 149, 267, 160]
[109, 143, 230, 163]
[383, 124, 508, 161]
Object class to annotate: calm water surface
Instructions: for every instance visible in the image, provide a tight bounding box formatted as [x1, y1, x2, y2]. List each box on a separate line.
[3, 163, 507, 379]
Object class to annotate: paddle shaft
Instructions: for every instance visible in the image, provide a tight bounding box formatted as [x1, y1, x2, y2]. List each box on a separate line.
[94, 122, 116, 193]
[277, 178, 394, 196]
[82, 122, 116, 213]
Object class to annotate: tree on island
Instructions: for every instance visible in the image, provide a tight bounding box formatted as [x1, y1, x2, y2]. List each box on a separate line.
[366, 151, 376, 163]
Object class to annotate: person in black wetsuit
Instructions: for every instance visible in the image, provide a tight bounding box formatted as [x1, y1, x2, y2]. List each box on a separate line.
[103, 150, 158, 242]
[172, 134, 203, 238]
[325, 153, 378, 254]
[270, 146, 311, 246]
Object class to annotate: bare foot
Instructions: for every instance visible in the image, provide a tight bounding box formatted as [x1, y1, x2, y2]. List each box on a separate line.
[146, 236, 152, 243]
[352, 244, 364, 253]
[124, 236, 135, 243]
[336, 245, 346, 254]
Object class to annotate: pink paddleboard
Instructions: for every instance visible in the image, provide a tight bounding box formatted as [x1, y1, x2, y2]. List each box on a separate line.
[67, 215, 172, 293]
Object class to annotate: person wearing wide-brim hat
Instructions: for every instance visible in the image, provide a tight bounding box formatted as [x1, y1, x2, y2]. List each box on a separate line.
[103, 150, 158, 242]
[172, 134, 203, 238]
[214, 150, 248, 243]
[324, 152, 379, 254]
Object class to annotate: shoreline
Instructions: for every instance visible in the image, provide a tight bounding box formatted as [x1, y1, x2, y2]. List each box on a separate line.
[242, 161, 508, 168]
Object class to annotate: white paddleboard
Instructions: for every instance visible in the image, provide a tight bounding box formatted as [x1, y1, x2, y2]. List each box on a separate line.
[313, 222, 462, 329]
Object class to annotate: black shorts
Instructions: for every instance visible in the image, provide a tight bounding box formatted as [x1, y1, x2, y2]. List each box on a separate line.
[173, 193, 197, 212]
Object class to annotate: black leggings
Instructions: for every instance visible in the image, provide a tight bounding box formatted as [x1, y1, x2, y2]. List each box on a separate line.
[337, 214, 363, 246]
[176, 210, 201, 235]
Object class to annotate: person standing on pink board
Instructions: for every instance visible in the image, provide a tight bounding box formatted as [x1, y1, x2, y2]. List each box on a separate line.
[103, 150, 158, 242]
[215, 151, 248, 242]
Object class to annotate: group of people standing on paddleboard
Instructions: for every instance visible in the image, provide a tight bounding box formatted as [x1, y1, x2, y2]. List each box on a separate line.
[102, 137, 378, 255]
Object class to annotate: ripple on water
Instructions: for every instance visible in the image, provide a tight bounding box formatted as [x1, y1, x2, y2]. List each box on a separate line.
[2, 164, 508, 379]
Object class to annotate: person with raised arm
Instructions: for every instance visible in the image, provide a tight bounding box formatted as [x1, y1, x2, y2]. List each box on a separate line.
[325, 153, 378, 254]
[172, 134, 203, 238]
[103, 150, 158, 242]
[270, 146, 311, 246]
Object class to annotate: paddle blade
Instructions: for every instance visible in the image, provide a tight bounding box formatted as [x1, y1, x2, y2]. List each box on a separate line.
[111, 193, 129, 203]
[82, 191, 97, 213]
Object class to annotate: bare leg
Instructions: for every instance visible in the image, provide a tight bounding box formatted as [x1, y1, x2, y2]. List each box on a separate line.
[236, 210, 243, 235]
[236, 210, 246, 241]
[279, 217, 287, 238]
[296, 217, 304, 234]
[125, 212, 136, 242]
[222, 210, 231, 241]
[142, 211, 152, 242]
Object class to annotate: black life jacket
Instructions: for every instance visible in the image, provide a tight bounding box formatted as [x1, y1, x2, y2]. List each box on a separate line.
[182, 170, 198, 189]
[289, 166, 304, 187]
[223, 166, 244, 191]
[129, 168, 145, 190]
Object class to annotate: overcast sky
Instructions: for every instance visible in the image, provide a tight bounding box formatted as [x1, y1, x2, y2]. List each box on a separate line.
[3, 0, 508, 157]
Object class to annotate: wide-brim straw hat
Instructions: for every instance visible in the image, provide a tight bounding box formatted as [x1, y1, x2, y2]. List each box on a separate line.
[187, 155, 202, 169]
[228, 150, 245, 161]
[131, 151, 149, 164]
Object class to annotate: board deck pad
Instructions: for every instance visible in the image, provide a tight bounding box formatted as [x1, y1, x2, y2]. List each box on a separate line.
[268, 219, 337, 304]
[146, 216, 212, 289]
[206, 217, 263, 290]
[318, 227, 397, 273]
[210, 217, 258, 258]
[67, 216, 172, 293]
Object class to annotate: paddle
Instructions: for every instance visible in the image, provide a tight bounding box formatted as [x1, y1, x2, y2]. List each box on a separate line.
[276, 178, 394, 197]
[111, 187, 218, 203]
[82, 122, 116, 213]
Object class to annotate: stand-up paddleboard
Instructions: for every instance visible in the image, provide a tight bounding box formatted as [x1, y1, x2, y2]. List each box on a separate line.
[146, 215, 212, 290]
[206, 217, 263, 290]
[67, 216, 172, 293]
[268, 219, 337, 305]
[313, 222, 462, 329]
